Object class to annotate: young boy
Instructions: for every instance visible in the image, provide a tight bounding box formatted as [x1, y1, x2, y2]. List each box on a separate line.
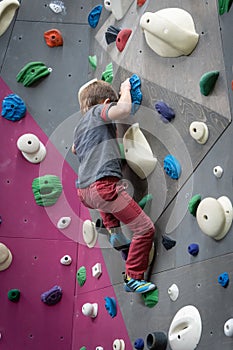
[72, 78, 156, 293]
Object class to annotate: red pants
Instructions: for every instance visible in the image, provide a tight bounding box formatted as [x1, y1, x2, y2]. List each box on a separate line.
[77, 177, 155, 280]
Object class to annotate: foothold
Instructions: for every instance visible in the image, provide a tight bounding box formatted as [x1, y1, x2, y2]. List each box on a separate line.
[224, 318, 233, 337]
[0, 0, 20, 37]
[32, 175, 63, 207]
[88, 55, 97, 70]
[82, 219, 98, 248]
[57, 216, 71, 229]
[105, 25, 121, 45]
[129, 74, 142, 115]
[17, 133, 46, 164]
[188, 194, 202, 217]
[16, 61, 51, 87]
[104, 296, 117, 318]
[0, 242, 13, 271]
[104, 0, 134, 20]
[80, 347, 86, 350]
[188, 243, 199, 256]
[196, 196, 233, 240]
[140, 8, 199, 57]
[163, 154, 181, 180]
[76, 266, 86, 286]
[218, 0, 233, 15]
[168, 284, 179, 301]
[218, 272, 229, 287]
[101, 62, 113, 84]
[112, 339, 125, 350]
[199, 71, 219, 96]
[92, 262, 102, 278]
[1, 94, 26, 121]
[146, 331, 167, 350]
[44, 28, 63, 47]
[41, 285, 62, 305]
[60, 254, 72, 265]
[141, 288, 159, 308]
[162, 235, 176, 250]
[134, 338, 144, 350]
[189, 121, 209, 144]
[155, 101, 175, 123]
[49, 0, 65, 14]
[8, 289, 20, 302]
[137, 0, 146, 6]
[116, 28, 132, 52]
[213, 165, 223, 178]
[88, 5, 102, 28]
[96, 347, 104, 350]
[82, 302, 98, 318]
[138, 193, 153, 210]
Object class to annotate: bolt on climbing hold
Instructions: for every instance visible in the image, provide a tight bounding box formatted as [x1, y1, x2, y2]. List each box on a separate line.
[32, 175, 63, 207]
[104, 296, 117, 318]
[163, 154, 181, 179]
[162, 235, 176, 250]
[82, 219, 98, 248]
[199, 71, 219, 96]
[8, 289, 20, 302]
[168, 284, 179, 301]
[0, 0, 20, 37]
[92, 262, 102, 278]
[88, 5, 102, 28]
[189, 121, 209, 144]
[96, 347, 104, 350]
[116, 28, 132, 52]
[88, 55, 97, 70]
[218, 272, 229, 287]
[49, 0, 65, 14]
[213, 165, 223, 178]
[218, 0, 233, 15]
[129, 74, 142, 115]
[104, 0, 134, 20]
[76, 266, 86, 286]
[105, 25, 121, 45]
[101, 62, 113, 84]
[188, 194, 201, 217]
[44, 29, 63, 47]
[134, 338, 144, 350]
[188, 243, 199, 256]
[146, 331, 167, 350]
[82, 302, 98, 318]
[112, 339, 125, 350]
[137, 0, 146, 6]
[17, 133, 46, 164]
[16, 61, 51, 87]
[1, 94, 26, 121]
[41, 285, 62, 305]
[57, 217, 71, 229]
[0, 243, 13, 271]
[60, 254, 72, 265]
[224, 318, 233, 337]
[155, 101, 175, 123]
[138, 193, 153, 210]
[141, 288, 159, 308]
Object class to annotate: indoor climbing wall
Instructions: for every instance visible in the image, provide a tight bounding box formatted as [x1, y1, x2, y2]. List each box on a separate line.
[0, 0, 233, 350]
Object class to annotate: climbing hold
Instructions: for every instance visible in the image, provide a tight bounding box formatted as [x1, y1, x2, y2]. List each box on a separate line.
[138, 193, 153, 210]
[16, 61, 51, 87]
[188, 243, 199, 256]
[163, 154, 181, 179]
[137, 0, 146, 6]
[168, 305, 202, 350]
[92, 262, 102, 278]
[116, 28, 132, 52]
[101, 62, 113, 84]
[88, 5, 102, 28]
[8, 289, 20, 302]
[105, 25, 121, 45]
[96, 347, 104, 350]
[32, 175, 63, 207]
[123, 123, 157, 179]
[199, 71, 219, 96]
[95, 218, 108, 235]
[218, 0, 233, 15]
[213, 165, 223, 178]
[60, 254, 72, 265]
[224, 318, 233, 337]
[44, 28, 63, 47]
[104, 296, 117, 318]
[57, 217, 71, 229]
[49, 0, 65, 14]
[218, 272, 229, 287]
[76, 266, 86, 286]
[80, 347, 86, 350]
[88, 55, 97, 70]
[82, 302, 98, 318]
[112, 339, 125, 350]
[141, 288, 159, 308]
[130, 74, 142, 115]
[168, 284, 179, 301]
[162, 235, 176, 250]
[134, 338, 144, 350]
[82, 219, 98, 248]
[104, 0, 134, 20]
[41, 285, 62, 305]
[155, 101, 175, 123]
[146, 331, 167, 350]
[1, 93, 26, 122]
[140, 8, 199, 57]
[189, 121, 209, 144]
[0, 0, 20, 37]
[188, 194, 201, 217]
[196, 196, 233, 240]
[0, 243, 13, 271]
[17, 133, 46, 164]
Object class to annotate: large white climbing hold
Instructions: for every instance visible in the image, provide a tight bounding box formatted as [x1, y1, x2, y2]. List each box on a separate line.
[189, 121, 209, 144]
[140, 8, 199, 57]
[196, 196, 233, 240]
[17, 133, 46, 164]
[168, 305, 202, 350]
[123, 123, 157, 179]
[112, 339, 125, 350]
[104, 0, 134, 20]
[82, 219, 98, 248]
[0, 0, 20, 37]
[224, 318, 233, 337]
[82, 302, 98, 318]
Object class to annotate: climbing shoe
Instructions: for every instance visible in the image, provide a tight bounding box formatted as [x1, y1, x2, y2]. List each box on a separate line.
[123, 274, 156, 294]
[109, 229, 131, 251]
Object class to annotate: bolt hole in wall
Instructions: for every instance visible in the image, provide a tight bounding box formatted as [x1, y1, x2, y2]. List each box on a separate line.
[196, 283, 201, 288]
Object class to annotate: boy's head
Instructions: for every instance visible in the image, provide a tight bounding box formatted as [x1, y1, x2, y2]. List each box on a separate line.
[78, 79, 119, 113]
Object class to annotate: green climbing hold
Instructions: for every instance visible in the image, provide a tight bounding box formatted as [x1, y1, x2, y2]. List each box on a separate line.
[8, 289, 20, 302]
[88, 55, 97, 70]
[188, 194, 202, 217]
[138, 194, 153, 210]
[199, 71, 219, 96]
[76, 266, 86, 287]
[101, 62, 113, 84]
[218, 0, 233, 15]
[32, 175, 63, 207]
[141, 288, 159, 308]
[16, 61, 51, 87]
[119, 143, 125, 159]
[80, 347, 86, 350]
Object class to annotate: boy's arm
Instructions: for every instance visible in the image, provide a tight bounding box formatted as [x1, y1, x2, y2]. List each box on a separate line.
[107, 79, 132, 120]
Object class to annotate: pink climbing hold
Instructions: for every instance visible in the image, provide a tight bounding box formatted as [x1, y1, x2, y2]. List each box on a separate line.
[116, 28, 132, 52]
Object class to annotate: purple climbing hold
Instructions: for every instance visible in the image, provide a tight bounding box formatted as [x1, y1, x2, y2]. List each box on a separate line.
[155, 101, 175, 123]
[188, 243, 199, 256]
[41, 285, 62, 305]
[88, 5, 102, 28]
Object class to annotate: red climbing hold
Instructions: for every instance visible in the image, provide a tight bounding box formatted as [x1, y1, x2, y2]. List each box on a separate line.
[137, 0, 146, 6]
[231, 80, 233, 91]
[116, 29, 132, 52]
[44, 29, 63, 47]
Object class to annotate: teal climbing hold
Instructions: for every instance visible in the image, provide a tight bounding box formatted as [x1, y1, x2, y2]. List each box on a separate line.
[32, 175, 63, 207]
[8, 289, 20, 302]
[199, 71, 219, 96]
[16, 61, 51, 87]
[218, 0, 233, 15]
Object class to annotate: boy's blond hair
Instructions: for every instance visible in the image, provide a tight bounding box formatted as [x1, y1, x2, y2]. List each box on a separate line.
[78, 80, 119, 114]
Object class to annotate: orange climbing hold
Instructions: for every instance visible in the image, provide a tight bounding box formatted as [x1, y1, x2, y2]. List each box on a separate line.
[231, 80, 233, 90]
[137, 0, 146, 6]
[44, 29, 63, 47]
[116, 28, 132, 52]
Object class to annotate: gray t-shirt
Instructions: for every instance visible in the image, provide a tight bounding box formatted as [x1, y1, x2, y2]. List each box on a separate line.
[73, 103, 122, 188]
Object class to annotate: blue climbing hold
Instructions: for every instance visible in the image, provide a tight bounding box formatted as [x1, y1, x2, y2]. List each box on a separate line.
[41, 285, 62, 305]
[155, 101, 175, 123]
[129, 74, 142, 115]
[134, 338, 144, 349]
[164, 154, 181, 179]
[88, 5, 102, 28]
[104, 296, 117, 318]
[1, 94, 26, 121]
[188, 243, 199, 256]
[218, 272, 229, 288]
